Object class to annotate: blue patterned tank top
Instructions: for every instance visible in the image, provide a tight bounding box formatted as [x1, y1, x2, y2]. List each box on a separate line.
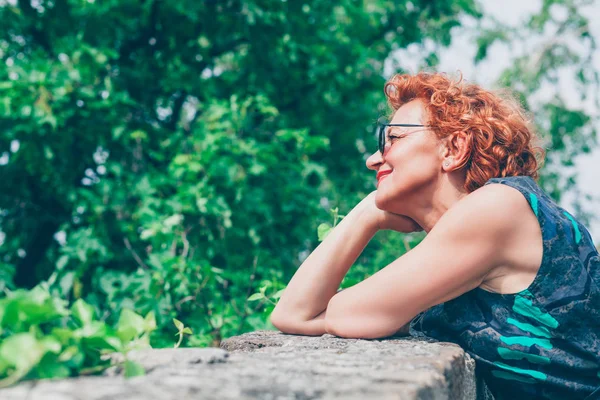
[409, 176, 600, 400]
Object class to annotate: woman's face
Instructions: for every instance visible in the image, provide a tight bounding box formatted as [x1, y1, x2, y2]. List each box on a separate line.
[366, 99, 445, 212]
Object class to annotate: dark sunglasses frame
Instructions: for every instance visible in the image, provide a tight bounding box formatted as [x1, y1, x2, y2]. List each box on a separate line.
[377, 122, 434, 154]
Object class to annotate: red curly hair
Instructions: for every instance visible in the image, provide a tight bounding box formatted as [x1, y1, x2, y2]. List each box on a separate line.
[384, 71, 546, 192]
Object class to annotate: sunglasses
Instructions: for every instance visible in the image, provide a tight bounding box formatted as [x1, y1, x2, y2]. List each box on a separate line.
[376, 121, 434, 154]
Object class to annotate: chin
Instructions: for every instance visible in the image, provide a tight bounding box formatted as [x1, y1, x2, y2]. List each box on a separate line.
[376, 185, 413, 214]
[374, 189, 395, 212]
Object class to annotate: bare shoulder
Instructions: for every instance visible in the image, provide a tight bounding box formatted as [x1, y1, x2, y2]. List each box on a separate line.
[427, 182, 542, 293]
[430, 183, 534, 242]
[467, 182, 534, 218]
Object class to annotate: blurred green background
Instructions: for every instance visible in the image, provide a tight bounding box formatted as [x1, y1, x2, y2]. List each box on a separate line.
[0, 0, 598, 382]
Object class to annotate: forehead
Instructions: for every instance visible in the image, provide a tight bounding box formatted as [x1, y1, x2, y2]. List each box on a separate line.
[390, 99, 427, 124]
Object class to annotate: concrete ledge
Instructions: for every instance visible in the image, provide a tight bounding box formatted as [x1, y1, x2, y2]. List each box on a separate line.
[221, 331, 477, 400]
[0, 330, 478, 399]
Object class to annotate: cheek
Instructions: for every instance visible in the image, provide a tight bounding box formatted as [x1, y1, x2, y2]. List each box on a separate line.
[390, 150, 439, 184]
[393, 146, 437, 170]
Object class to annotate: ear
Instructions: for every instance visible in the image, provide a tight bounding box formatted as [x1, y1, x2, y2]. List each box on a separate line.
[442, 131, 471, 172]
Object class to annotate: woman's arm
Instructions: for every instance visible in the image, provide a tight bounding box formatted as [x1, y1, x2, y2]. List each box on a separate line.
[269, 196, 379, 335]
[324, 184, 525, 339]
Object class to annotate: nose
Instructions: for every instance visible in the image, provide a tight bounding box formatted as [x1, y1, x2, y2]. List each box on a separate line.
[366, 150, 384, 171]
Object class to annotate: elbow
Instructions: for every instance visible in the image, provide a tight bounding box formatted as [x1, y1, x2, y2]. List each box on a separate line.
[269, 315, 307, 335]
[324, 316, 343, 337]
[269, 311, 288, 332]
[322, 296, 350, 337]
[323, 296, 366, 338]
[323, 318, 355, 338]
[322, 304, 353, 338]
[270, 310, 329, 336]
[323, 313, 361, 338]
[325, 317, 399, 339]
[324, 306, 407, 339]
[270, 310, 299, 334]
[269, 302, 288, 328]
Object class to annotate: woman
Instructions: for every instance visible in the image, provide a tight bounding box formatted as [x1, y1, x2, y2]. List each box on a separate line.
[269, 71, 600, 400]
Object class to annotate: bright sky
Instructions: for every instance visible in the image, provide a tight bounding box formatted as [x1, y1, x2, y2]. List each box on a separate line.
[388, 0, 600, 242]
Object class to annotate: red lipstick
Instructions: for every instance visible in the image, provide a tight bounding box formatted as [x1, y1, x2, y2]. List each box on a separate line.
[377, 169, 392, 181]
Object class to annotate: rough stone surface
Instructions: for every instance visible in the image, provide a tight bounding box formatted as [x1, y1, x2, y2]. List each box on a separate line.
[0, 330, 478, 400]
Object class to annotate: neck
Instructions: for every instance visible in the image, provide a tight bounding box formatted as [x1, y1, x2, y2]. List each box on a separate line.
[406, 174, 469, 233]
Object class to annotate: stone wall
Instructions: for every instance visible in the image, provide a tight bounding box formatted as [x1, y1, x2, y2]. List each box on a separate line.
[0, 330, 480, 399]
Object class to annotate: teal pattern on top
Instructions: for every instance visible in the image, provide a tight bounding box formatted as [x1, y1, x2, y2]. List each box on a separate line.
[409, 176, 600, 400]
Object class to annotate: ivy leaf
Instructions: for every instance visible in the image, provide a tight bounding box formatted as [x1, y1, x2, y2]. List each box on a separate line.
[172, 318, 184, 331]
[36, 355, 71, 379]
[117, 309, 146, 342]
[247, 293, 263, 301]
[317, 223, 332, 242]
[0, 333, 57, 374]
[123, 360, 145, 378]
[82, 333, 122, 353]
[71, 299, 95, 327]
[144, 311, 157, 332]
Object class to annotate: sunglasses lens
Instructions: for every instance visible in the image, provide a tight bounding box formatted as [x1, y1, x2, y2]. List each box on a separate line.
[379, 124, 386, 154]
[375, 117, 388, 154]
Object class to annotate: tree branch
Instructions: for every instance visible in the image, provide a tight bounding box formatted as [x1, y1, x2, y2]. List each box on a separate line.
[123, 237, 149, 269]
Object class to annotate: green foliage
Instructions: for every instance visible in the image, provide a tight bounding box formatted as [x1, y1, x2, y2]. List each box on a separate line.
[474, 28, 510, 63]
[0, 0, 598, 388]
[317, 207, 346, 242]
[0, 284, 155, 386]
[0, 0, 482, 354]
[481, 0, 600, 207]
[172, 318, 193, 349]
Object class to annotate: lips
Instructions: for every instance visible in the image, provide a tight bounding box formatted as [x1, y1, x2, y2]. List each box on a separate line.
[377, 169, 392, 181]
[376, 170, 392, 186]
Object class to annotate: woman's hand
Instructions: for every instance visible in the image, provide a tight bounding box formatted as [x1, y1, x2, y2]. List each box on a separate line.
[362, 191, 423, 233]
